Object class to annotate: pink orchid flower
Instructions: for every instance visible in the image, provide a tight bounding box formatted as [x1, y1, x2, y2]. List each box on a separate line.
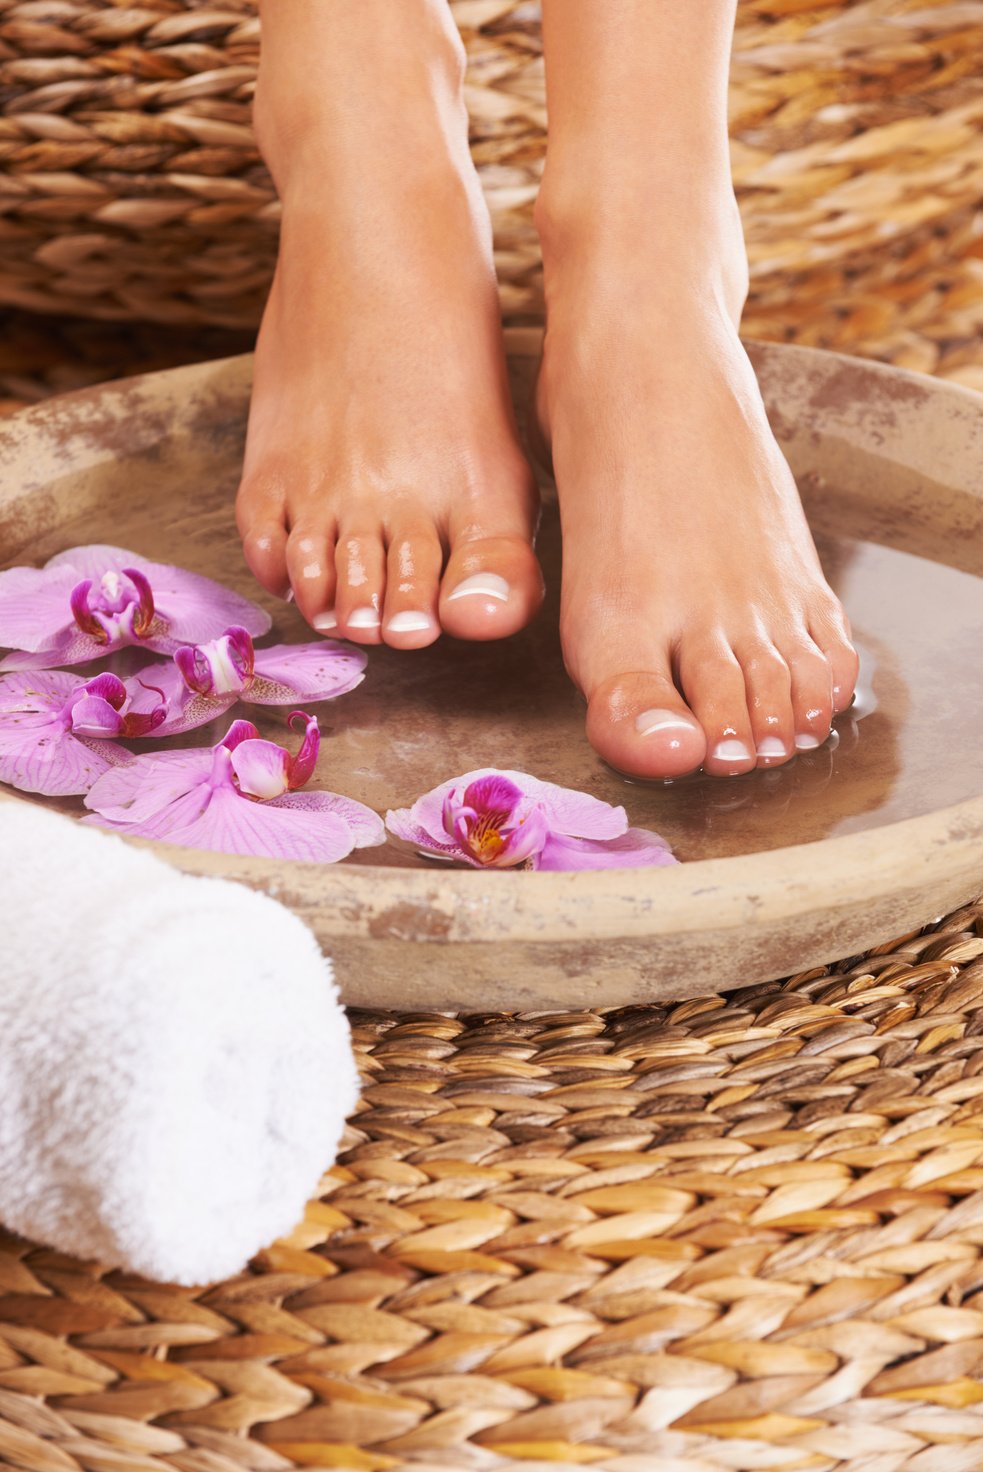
[143, 626, 367, 735]
[386, 769, 678, 871]
[84, 712, 385, 863]
[0, 544, 271, 671]
[0, 670, 166, 796]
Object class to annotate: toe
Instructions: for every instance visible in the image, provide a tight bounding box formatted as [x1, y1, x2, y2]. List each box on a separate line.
[679, 639, 758, 777]
[811, 609, 860, 714]
[439, 534, 544, 641]
[382, 525, 442, 649]
[236, 472, 290, 599]
[585, 668, 707, 780]
[286, 523, 338, 633]
[335, 528, 387, 644]
[786, 638, 834, 751]
[735, 639, 795, 768]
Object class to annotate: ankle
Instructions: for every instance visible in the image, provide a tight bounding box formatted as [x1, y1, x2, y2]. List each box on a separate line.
[254, 10, 468, 201]
[535, 166, 749, 324]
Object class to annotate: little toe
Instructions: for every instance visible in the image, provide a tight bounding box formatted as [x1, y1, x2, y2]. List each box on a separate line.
[812, 613, 860, 714]
[383, 525, 442, 649]
[787, 639, 834, 751]
[239, 517, 290, 601]
[735, 640, 795, 768]
[679, 641, 758, 777]
[586, 669, 707, 780]
[286, 524, 338, 632]
[335, 529, 387, 644]
[439, 535, 544, 641]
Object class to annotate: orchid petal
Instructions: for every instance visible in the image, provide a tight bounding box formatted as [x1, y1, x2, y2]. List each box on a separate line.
[0, 628, 110, 672]
[492, 803, 550, 868]
[68, 694, 125, 738]
[83, 672, 127, 709]
[0, 564, 82, 653]
[247, 640, 367, 704]
[221, 719, 261, 751]
[0, 676, 127, 795]
[285, 711, 319, 790]
[229, 738, 291, 800]
[462, 773, 525, 822]
[267, 790, 386, 849]
[81, 747, 216, 824]
[125, 661, 232, 737]
[537, 829, 679, 871]
[386, 808, 479, 864]
[86, 783, 359, 862]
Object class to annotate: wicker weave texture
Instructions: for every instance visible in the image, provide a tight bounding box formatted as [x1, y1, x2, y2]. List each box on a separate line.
[2, 906, 983, 1471]
[0, 0, 982, 386]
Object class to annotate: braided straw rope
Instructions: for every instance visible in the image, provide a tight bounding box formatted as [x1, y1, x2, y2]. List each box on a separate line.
[1, 904, 983, 1470]
[0, 0, 982, 389]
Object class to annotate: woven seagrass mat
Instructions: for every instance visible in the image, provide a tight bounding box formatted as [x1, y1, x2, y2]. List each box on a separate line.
[3, 3, 983, 1470]
[4, 907, 983, 1471]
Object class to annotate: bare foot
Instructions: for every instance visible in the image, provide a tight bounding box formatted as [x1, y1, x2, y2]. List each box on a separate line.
[534, 190, 859, 779]
[237, 1, 543, 649]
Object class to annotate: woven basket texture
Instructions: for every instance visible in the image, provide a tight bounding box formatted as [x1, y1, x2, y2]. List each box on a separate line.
[0, 0, 981, 389]
[3, 907, 983, 1471]
[3, 4, 983, 1470]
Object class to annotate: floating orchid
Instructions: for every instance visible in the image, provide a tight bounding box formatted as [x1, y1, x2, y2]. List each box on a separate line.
[387, 769, 677, 871]
[0, 670, 166, 796]
[85, 712, 385, 862]
[0, 544, 271, 671]
[143, 626, 366, 735]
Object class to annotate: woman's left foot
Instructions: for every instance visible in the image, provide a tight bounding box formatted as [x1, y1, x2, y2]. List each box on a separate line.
[534, 190, 860, 780]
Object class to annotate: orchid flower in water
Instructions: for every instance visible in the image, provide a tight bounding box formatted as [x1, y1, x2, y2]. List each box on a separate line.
[0, 670, 166, 796]
[84, 712, 385, 862]
[0, 544, 271, 671]
[387, 769, 677, 871]
[143, 626, 366, 735]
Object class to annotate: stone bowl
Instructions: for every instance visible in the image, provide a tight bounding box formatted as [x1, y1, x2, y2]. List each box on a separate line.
[1, 337, 982, 1008]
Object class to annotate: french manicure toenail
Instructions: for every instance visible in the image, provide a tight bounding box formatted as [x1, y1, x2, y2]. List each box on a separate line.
[284, 589, 295, 604]
[757, 737, 787, 760]
[386, 611, 433, 634]
[447, 573, 510, 603]
[795, 733, 822, 750]
[635, 709, 696, 738]
[312, 610, 337, 631]
[711, 739, 752, 764]
[348, 606, 381, 629]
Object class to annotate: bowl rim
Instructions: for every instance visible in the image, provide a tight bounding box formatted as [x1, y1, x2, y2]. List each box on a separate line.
[2, 337, 982, 947]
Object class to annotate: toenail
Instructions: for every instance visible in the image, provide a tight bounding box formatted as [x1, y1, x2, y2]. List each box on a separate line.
[795, 732, 822, 750]
[285, 588, 295, 604]
[313, 610, 337, 631]
[447, 573, 510, 603]
[386, 611, 433, 634]
[348, 606, 381, 629]
[635, 709, 697, 742]
[711, 739, 753, 766]
[756, 737, 787, 761]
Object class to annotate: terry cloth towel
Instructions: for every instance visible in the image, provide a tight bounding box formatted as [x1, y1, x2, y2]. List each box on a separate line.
[0, 800, 359, 1285]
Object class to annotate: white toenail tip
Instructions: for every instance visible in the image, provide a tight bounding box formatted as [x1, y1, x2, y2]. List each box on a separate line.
[284, 589, 295, 604]
[711, 739, 753, 764]
[795, 733, 822, 751]
[634, 709, 697, 738]
[756, 737, 788, 760]
[386, 611, 433, 634]
[447, 573, 510, 603]
[347, 607, 381, 629]
[312, 611, 337, 631]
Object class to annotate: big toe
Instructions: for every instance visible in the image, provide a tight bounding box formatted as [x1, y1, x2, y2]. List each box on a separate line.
[439, 535, 544, 641]
[586, 671, 708, 780]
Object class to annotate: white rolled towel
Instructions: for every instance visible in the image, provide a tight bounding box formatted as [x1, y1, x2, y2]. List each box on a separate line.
[0, 800, 359, 1285]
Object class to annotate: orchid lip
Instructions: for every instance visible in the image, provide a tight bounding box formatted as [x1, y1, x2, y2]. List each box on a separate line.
[285, 710, 320, 790]
[176, 626, 256, 697]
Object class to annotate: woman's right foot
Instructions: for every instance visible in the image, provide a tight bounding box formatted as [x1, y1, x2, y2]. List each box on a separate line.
[237, 0, 543, 649]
